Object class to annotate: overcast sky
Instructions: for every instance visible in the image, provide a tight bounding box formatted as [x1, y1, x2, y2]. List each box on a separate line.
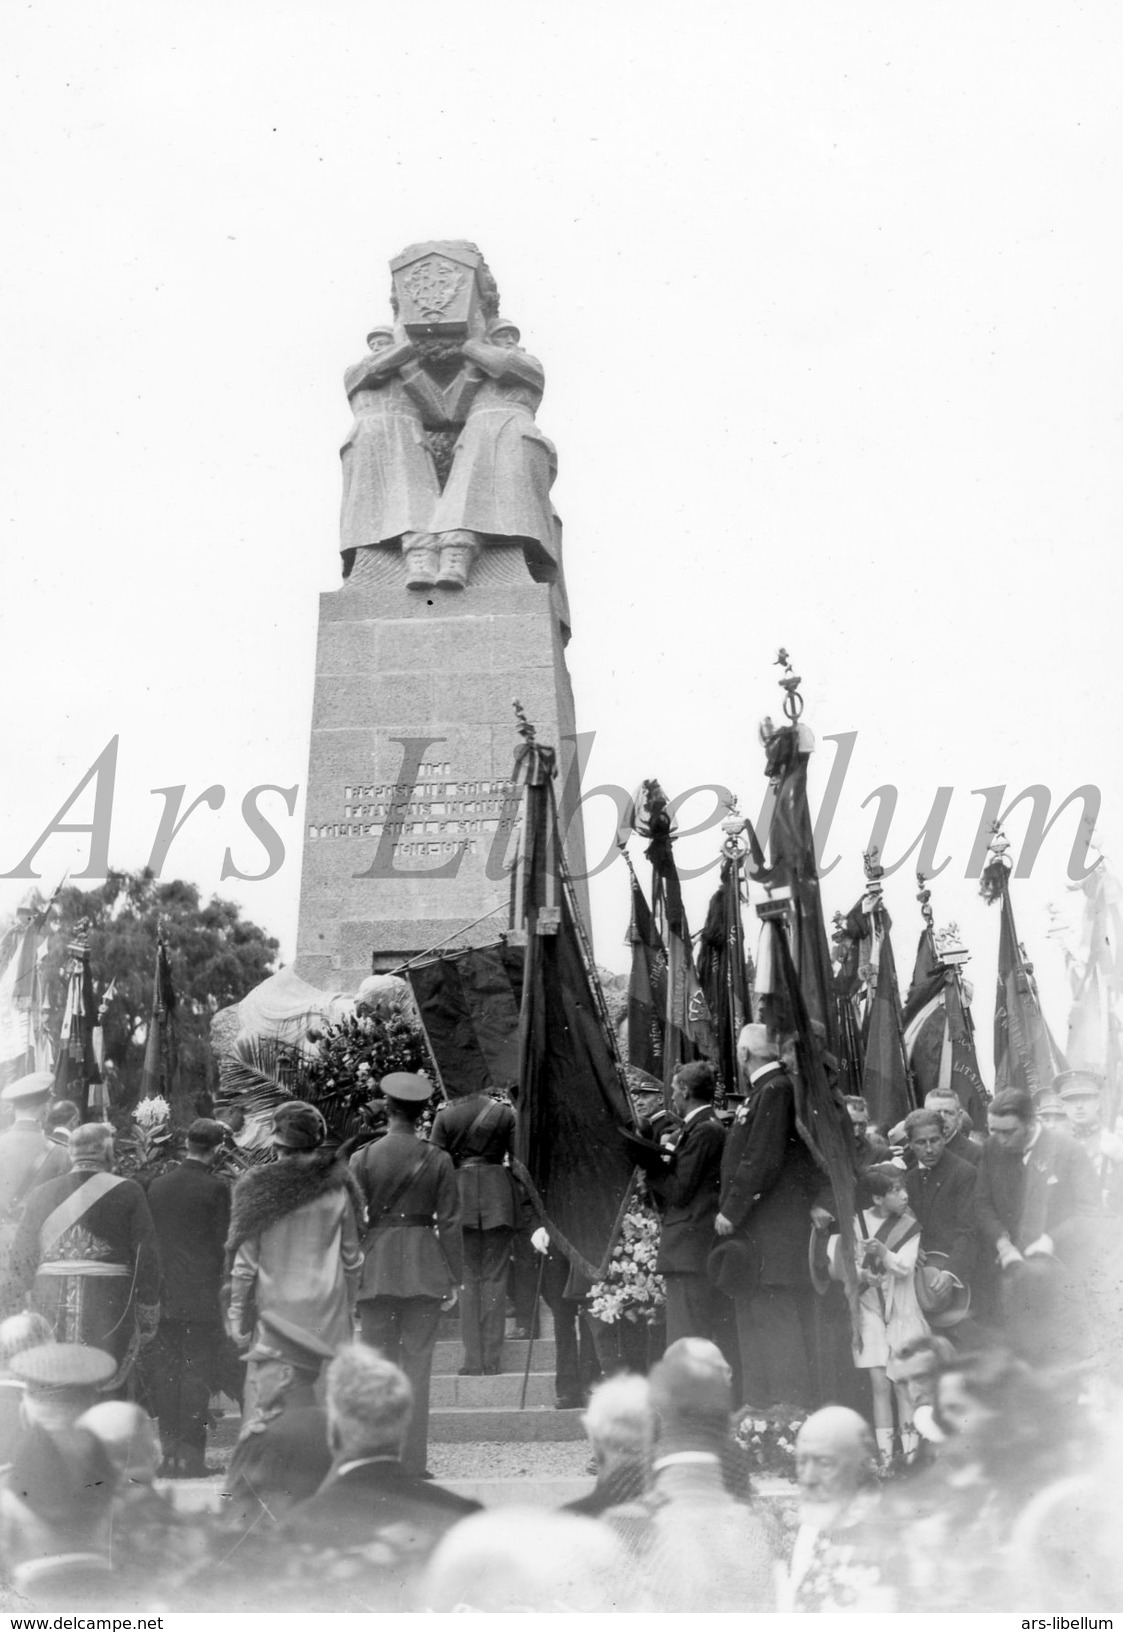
[2, 3, 1120, 1077]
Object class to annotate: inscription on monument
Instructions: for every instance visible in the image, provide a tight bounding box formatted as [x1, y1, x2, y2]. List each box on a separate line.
[307, 759, 519, 858]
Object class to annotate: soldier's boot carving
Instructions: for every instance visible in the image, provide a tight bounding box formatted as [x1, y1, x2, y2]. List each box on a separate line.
[434, 530, 480, 589]
[402, 532, 440, 589]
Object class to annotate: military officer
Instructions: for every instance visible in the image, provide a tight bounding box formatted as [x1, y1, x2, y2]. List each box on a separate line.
[0, 1073, 72, 1265]
[430, 1086, 516, 1375]
[349, 1073, 462, 1478]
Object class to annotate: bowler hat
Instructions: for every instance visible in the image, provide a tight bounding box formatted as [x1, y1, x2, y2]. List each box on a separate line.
[380, 1072, 432, 1104]
[272, 1100, 327, 1150]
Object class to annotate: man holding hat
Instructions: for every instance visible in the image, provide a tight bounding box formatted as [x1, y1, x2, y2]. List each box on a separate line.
[349, 1073, 462, 1478]
[226, 1101, 364, 1437]
[0, 1072, 72, 1241]
[145, 1118, 245, 1475]
[1055, 1067, 1123, 1214]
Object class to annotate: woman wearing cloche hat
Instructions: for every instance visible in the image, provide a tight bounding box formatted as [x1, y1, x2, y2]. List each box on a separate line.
[225, 1100, 365, 1436]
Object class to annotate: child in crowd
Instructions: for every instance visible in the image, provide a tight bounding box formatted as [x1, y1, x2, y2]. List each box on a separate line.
[829, 1164, 930, 1465]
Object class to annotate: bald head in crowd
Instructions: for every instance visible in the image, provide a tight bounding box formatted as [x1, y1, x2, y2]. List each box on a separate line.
[795, 1406, 875, 1524]
[648, 1337, 733, 1455]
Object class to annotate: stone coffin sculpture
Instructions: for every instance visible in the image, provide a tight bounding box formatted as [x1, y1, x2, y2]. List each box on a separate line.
[339, 241, 562, 595]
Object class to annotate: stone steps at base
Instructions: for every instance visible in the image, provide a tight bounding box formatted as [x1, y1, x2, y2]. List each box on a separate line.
[429, 1406, 585, 1442]
[433, 1337, 556, 1375]
[430, 1371, 555, 1408]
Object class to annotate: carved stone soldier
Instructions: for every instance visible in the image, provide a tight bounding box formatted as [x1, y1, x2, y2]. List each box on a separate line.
[338, 327, 443, 576]
[425, 316, 560, 590]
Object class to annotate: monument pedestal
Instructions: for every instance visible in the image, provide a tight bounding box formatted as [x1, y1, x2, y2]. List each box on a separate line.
[294, 545, 589, 991]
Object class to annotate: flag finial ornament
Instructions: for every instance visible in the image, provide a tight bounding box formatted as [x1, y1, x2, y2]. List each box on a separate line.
[773, 648, 804, 722]
[512, 697, 536, 743]
[980, 823, 1013, 904]
[720, 797, 749, 860]
[916, 870, 935, 937]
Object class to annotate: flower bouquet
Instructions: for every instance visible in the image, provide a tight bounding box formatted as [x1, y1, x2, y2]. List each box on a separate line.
[586, 1182, 667, 1374]
[734, 1405, 808, 1479]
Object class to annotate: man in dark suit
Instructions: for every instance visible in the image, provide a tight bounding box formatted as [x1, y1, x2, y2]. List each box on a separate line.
[656, 1063, 735, 1362]
[208, 1346, 480, 1612]
[715, 1026, 822, 1409]
[145, 1118, 244, 1475]
[975, 1086, 1101, 1363]
[429, 1087, 516, 1375]
[349, 1073, 462, 1477]
[923, 1089, 983, 1167]
[902, 1108, 977, 1300]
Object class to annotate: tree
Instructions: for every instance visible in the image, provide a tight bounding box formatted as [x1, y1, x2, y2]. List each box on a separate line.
[43, 869, 279, 1121]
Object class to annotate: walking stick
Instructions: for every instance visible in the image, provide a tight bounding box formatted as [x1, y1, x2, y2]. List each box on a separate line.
[519, 1249, 548, 1410]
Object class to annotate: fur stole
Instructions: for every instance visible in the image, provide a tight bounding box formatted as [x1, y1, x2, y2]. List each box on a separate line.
[226, 1151, 365, 1267]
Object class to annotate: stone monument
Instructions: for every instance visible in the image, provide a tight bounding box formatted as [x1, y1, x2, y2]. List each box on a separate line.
[295, 242, 590, 990]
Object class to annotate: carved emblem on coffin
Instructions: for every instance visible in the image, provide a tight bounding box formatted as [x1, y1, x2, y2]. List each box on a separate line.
[391, 240, 483, 338]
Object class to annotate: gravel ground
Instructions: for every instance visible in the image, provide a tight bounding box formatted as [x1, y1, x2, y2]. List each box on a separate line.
[427, 1440, 594, 1480]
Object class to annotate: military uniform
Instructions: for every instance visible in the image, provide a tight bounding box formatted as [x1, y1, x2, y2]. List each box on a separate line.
[350, 1115, 462, 1477]
[0, 1074, 72, 1271]
[429, 1092, 516, 1373]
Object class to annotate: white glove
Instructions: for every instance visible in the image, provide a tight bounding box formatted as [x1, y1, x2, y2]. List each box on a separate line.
[531, 1226, 550, 1254]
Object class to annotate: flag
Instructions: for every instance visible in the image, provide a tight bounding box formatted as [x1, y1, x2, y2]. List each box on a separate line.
[624, 863, 668, 1083]
[901, 931, 989, 1130]
[0, 893, 56, 1088]
[139, 935, 178, 1103]
[858, 908, 915, 1132]
[757, 725, 838, 1052]
[761, 911, 862, 1337]
[1063, 858, 1123, 1124]
[54, 926, 99, 1116]
[830, 910, 865, 1101]
[633, 778, 713, 1087]
[510, 728, 636, 1280]
[406, 943, 524, 1098]
[982, 853, 1062, 1098]
[696, 856, 752, 1097]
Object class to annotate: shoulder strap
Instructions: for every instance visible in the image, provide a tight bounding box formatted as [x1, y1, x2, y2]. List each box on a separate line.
[367, 1143, 436, 1229]
[454, 1099, 504, 1163]
[874, 1212, 920, 1251]
[38, 1171, 124, 1256]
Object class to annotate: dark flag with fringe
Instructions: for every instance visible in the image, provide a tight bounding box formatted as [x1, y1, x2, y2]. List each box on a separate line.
[981, 839, 1063, 1097]
[758, 909, 862, 1338]
[634, 779, 713, 1088]
[858, 908, 915, 1133]
[624, 862, 668, 1083]
[510, 724, 636, 1281]
[53, 923, 99, 1117]
[406, 943, 524, 1098]
[697, 856, 752, 1098]
[902, 928, 988, 1131]
[139, 934, 178, 1104]
[760, 724, 839, 1052]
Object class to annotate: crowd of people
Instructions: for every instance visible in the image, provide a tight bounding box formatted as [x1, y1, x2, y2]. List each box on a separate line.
[0, 1022, 1120, 1611]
